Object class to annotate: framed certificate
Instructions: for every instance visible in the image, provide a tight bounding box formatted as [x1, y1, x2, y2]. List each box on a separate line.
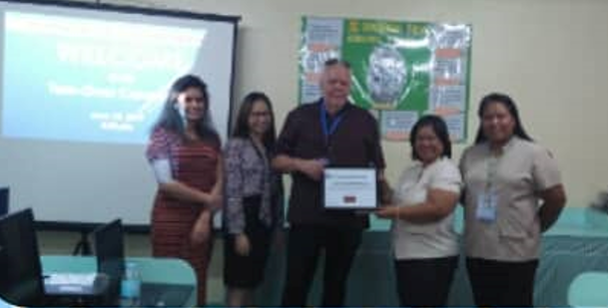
[323, 167, 378, 210]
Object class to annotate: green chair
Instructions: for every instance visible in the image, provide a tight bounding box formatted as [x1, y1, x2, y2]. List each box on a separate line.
[568, 272, 608, 307]
[129, 257, 197, 307]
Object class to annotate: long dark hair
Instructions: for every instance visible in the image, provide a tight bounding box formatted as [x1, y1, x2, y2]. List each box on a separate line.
[409, 114, 452, 160]
[474, 93, 533, 144]
[232, 92, 277, 152]
[152, 74, 220, 146]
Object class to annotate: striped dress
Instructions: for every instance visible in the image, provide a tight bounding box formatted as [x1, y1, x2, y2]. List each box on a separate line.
[146, 127, 219, 306]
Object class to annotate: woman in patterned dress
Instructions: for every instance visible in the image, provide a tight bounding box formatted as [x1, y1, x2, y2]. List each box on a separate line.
[146, 75, 222, 306]
[223, 92, 284, 306]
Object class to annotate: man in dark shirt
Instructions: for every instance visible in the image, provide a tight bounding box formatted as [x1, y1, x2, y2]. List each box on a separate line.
[273, 58, 386, 306]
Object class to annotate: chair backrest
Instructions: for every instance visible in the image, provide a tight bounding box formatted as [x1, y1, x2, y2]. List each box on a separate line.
[129, 257, 196, 285]
[568, 272, 608, 307]
[128, 256, 197, 305]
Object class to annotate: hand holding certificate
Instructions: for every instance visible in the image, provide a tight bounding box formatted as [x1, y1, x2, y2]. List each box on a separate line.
[323, 168, 378, 210]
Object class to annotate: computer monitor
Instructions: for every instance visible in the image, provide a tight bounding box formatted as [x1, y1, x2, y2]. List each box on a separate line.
[0, 208, 45, 306]
[0, 187, 8, 216]
[92, 219, 124, 304]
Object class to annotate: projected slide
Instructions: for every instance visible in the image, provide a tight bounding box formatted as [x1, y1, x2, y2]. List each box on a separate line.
[0, 1, 236, 226]
[2, 11, 208, 144]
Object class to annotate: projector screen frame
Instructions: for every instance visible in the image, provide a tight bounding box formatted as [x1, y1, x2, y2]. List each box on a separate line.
[0, 0, 241, 233]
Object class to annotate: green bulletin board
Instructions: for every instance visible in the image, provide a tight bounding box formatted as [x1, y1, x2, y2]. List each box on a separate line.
[299, 17, 472, 142]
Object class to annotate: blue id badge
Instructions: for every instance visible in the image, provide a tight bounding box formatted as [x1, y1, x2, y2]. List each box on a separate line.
[476, 191, 497, 222]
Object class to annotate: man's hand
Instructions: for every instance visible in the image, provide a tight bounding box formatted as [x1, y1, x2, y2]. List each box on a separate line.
[298, 159, 325, 181]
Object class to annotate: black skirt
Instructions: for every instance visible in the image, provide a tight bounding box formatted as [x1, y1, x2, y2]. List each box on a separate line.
[223, 195, 272, 288]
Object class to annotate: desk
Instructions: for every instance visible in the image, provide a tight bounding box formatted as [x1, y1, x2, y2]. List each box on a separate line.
[255, 207, 608, 306]
[41, 256, 196, 307]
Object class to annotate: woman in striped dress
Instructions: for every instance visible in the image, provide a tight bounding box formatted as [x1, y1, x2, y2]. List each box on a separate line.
[146, 75, 222, 306]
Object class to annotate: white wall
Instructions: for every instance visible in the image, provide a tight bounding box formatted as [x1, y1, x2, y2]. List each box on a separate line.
[87, 0, 608, 207]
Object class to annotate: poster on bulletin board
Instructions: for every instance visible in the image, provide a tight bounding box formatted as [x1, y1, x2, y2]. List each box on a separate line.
[298, 17, 472, 142]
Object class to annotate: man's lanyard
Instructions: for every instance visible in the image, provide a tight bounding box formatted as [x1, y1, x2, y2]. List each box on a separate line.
[319, 100, 346, 143]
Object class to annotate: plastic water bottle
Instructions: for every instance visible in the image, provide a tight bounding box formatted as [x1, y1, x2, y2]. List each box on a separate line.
[121, 262, 141, 307]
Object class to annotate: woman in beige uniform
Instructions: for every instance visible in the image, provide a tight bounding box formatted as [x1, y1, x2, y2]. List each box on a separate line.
[460, 93, 566, 307]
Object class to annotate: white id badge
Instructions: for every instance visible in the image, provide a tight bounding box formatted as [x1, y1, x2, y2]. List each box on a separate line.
[476, 191, 497, 222]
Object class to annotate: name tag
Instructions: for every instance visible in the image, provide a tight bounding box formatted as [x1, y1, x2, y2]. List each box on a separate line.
[476, 191, 497, 222]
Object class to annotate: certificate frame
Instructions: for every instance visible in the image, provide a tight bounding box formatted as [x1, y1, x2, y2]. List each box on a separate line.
[323, 167, 378, 210]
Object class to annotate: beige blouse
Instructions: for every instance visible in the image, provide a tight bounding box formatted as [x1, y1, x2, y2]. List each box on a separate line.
[460, 137, 562, 261]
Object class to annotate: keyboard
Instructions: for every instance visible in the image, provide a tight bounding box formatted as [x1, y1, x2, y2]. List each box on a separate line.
[43, 272, 100, 295]
[45, 273, 97, 286]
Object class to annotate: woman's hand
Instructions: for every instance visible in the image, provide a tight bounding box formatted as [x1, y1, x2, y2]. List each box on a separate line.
[190, 211, 211, 245]
[235, 233, 251, 256]
[206, 191, 222, 212]
[375, 205, 399, 220]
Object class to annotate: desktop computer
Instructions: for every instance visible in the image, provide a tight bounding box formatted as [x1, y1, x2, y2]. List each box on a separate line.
[0, 209, 109, 306]
[0, 209, 47, 306]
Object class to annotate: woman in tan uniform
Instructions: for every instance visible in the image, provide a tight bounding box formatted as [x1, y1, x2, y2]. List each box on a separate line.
[460, 93, 566, 307]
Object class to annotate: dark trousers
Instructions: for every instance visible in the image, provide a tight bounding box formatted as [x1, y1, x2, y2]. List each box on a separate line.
[394, 256, 458, 307]
[281, 224, 363, 307]
[466, 257, 539, 307]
